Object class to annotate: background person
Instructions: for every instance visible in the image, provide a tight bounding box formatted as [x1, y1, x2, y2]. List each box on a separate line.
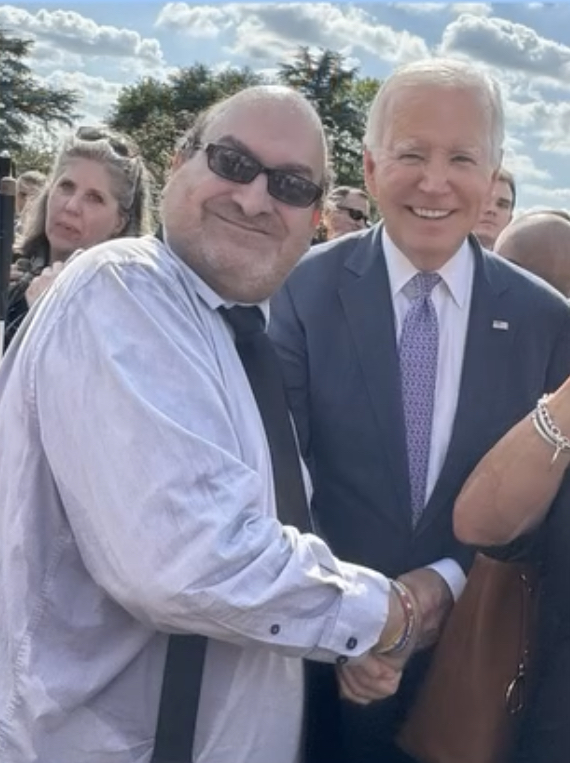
[5, 127, 153, 348]
[473, 166, 516, 250]
[14, 169, 46, 235]
[494, 209, 570, 296]
[321, 185, 371, 239]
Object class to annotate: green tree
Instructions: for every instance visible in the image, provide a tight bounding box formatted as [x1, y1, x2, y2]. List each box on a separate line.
[108, 65, 267, 187]
[278, 48, 381, 188]
[352, 77, 381, 123]
[0, 27, 80, 155]
[14, 141, 56, 176]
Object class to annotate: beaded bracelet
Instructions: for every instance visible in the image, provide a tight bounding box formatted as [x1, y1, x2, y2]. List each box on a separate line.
[373, 579, 417, 656]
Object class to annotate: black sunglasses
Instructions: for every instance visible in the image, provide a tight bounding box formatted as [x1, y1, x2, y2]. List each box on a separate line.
[336, 205, 370, 225]
[76, 126, 135, 158]
[195, 142, 323, 209]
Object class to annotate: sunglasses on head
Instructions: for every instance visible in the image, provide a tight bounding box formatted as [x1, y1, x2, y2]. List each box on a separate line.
[75, 126, 135, 158]
[336, 205, 369, 225]
[194, 142, 323, 209]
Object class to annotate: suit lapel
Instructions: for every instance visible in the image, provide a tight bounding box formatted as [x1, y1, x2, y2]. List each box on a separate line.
[338, 228, 411, 530]
[418, 239, 514, 534]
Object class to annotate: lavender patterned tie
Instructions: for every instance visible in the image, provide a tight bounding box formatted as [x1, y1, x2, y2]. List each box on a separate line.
[399, 271, 441, 526]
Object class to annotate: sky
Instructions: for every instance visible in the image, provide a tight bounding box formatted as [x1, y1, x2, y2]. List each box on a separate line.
[2, 2, 570, 211]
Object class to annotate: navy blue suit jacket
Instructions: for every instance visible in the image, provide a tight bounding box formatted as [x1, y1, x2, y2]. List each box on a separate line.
[270, 225, 570, 763]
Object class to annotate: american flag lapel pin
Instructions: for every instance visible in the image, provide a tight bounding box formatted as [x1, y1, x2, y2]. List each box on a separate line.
[492, 319, 509, 330]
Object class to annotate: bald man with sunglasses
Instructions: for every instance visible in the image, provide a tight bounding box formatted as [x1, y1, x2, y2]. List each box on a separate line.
[0, 86, 422, 763]
[323, 186, 371, 240]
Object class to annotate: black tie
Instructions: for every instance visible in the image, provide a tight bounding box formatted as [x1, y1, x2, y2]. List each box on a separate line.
[153, 305, 312, 762]
[220, 305, 312, 533]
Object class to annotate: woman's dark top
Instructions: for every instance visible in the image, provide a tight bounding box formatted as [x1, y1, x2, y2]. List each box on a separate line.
[516, 478, 570, 763]
[4, 250, 47, 350]
[5, 279, 31, 349]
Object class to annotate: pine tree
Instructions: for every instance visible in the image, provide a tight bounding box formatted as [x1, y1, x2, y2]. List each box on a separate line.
[278, 48, 381, 187]
[0, 27, 79, 154]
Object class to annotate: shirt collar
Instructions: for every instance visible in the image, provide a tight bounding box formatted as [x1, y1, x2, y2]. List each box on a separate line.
[161, 229, 270, 325]
[382, 227, 472, 308]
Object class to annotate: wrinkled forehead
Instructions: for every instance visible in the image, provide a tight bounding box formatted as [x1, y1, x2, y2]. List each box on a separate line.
[374, 83, 493, 148]
[205, 97, 326, 178]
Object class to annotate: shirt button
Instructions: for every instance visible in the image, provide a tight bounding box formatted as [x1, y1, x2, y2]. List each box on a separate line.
[346, 637, 358, 650]
[270, 624, 280, 635]
[336, 655, 349, 665]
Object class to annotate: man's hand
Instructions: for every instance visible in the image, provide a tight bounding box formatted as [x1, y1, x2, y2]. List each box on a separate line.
[337, 568, 452, 706]
[337, 652, 403, 705]
[397, 568, 453, 650]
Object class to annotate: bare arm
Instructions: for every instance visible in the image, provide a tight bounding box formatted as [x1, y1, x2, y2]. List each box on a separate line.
[454, 381, 570, 546]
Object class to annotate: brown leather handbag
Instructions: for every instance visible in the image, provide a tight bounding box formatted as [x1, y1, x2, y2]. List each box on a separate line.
[397, 552, 539, 763]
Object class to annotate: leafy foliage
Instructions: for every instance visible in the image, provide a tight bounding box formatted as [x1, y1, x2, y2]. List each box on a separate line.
[108, 49, 381, 191]
[108, 65, 266, 186]
[0, 27, 80, 155]
[278, 48, 381, 188]
[13, 141, 56, 176]
[0, 41, 385, 196]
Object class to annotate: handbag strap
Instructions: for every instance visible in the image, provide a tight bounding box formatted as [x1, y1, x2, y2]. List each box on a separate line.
[505, 567, 538, 714]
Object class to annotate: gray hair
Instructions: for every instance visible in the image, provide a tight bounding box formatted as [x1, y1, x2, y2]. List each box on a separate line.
[175, 85, 334, 205]
[325, 185, 369, 211]
[364, 58, 504, 167]
[16, 170, 47, 196]
[18, 128, 154, 267]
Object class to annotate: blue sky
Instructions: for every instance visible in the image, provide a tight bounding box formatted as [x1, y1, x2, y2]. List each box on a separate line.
[2, 2, 570, 211]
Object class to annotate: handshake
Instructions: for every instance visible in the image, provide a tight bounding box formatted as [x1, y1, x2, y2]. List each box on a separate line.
[338, 567, 453, 705]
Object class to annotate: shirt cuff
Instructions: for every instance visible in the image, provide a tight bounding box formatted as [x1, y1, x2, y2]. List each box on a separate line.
[307, 559, 392, 664]
[427, 558, 466, 601]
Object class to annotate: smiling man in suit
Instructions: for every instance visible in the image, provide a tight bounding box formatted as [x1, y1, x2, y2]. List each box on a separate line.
[269, 59, 570, 763]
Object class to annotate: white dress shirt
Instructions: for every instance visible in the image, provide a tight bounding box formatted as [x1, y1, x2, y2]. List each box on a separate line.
[0, 235, 393, 763]
[382, 228, 475, 599]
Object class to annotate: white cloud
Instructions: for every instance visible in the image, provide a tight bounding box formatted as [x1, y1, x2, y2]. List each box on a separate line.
[503, 150, 551, 183]
[394, 3, 491, 16]
[504, 99, 570, 156]
[448, 4, 491, 16]
[155, 3, 429, 64]
[392, 3, 449, 14]
[155, 3, 231, 37]
[40, 70, 124, 124]
[237, 4, 429, 63]
[28, 40, 85, 72]
[440, 13, 570, 82]
[0, 5, 165, 67]
[520, 183, 570, 207]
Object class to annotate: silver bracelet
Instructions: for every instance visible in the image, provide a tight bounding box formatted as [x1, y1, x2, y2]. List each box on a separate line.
[530, 394, 570, 465]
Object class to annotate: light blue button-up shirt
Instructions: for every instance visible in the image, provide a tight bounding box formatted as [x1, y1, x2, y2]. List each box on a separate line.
[0, 236, 391, 763]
